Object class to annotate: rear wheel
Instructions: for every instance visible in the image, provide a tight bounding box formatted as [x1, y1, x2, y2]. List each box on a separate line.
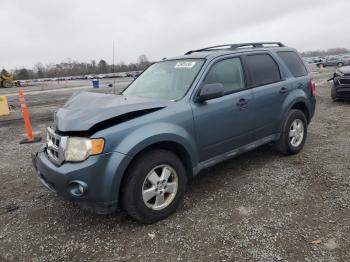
[337, 62, 343, 67]
[276, 109, 308, 155]
[121, 149, 187, 223]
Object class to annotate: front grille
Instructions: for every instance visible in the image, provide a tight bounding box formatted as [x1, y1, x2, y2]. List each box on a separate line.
[46, 127, 67, 165]
[339, 78, 350, 85]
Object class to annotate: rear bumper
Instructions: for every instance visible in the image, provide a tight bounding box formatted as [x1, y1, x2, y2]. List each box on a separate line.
[32, 145, 131, 214]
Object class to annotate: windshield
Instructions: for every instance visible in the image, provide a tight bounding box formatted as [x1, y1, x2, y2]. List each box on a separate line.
[123, 59, 204, 100]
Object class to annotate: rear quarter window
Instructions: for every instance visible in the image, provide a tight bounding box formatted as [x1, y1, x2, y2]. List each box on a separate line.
[245, 54, 281, 87]
[277, 51, 308, 77]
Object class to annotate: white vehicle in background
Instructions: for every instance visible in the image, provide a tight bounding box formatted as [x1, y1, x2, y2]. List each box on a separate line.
[341, 55, 350, 63]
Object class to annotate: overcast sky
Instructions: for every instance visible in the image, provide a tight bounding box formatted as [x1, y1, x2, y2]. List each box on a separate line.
[1, 0, 350, 70]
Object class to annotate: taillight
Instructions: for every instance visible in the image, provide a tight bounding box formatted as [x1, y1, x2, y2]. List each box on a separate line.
[309, 79, 316, 97]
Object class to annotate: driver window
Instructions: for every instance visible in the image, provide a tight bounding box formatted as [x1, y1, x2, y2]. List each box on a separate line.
[203, 58, 245, 94]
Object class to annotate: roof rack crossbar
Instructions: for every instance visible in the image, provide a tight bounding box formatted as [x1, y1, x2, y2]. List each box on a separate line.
[185, 42, 285, 55]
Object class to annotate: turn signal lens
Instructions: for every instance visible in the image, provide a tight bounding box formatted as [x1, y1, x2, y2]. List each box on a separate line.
[309, 80, 316, 97]
[91, 139, 105, 155]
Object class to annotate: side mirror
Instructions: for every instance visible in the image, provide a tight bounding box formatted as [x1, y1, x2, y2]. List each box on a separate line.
[197, 83, 224, 102]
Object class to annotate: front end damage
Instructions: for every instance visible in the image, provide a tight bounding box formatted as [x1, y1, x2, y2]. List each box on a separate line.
[330, 66, 350, 99]
[32, 143, 129, 214]
[32, 91, 169, 213]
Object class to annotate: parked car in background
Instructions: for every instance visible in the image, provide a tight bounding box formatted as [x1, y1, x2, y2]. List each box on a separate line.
[32, 42, 316, 223]
[317, 56, 349, 68]
[132, 71, 142, 80]
[303, 57, 314, 64]
[313, 57, 326, 63]
[330, 66, 350, 101]
[341, 55, 350, 63]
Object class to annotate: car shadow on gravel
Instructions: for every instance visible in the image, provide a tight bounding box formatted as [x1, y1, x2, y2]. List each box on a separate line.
[185, 143, 280, 205]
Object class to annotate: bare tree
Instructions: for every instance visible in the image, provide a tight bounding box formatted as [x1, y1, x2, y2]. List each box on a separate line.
[6, 55, 154, 79]
[138, 54, 151, 70]
[98, 59, 108, 74]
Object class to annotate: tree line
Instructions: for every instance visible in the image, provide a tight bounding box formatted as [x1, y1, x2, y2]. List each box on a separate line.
[300, 48, 350, 58]
[1, 54, 152, 80]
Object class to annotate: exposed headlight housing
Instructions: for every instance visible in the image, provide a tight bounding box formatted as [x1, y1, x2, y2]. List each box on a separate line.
[64, 137, 104, 162]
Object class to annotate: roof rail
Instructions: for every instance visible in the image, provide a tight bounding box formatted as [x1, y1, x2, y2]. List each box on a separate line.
[185, 42, 285, 55]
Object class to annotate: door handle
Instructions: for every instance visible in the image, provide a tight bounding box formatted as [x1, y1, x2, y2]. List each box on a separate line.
[279, 87, 288, 94]
[236, 98, 249, 107]
[297, 83, 304, 89]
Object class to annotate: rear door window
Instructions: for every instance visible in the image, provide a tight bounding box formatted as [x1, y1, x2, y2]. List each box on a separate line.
[277, 51, 308, 77]
[245, 54, 281, 87]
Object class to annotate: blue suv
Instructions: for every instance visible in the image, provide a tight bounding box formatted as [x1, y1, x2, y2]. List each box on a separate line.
[32, 42, 316, 223]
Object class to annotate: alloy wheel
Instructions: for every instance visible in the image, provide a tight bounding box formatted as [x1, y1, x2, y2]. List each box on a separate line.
[142, 165, 178, 210]
[289, 119, 305, 147]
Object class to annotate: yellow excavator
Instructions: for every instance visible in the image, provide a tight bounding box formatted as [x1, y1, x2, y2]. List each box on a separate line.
[0, 73, 15, 88]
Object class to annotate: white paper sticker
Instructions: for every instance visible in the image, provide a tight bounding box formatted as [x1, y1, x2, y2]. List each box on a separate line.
[175, 61, 196, 68]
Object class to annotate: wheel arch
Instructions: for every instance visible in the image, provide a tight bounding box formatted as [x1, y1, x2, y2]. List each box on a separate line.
[126, 140, 194, 178]
[290, 101, 310, 123]
[117, 140, 194, 203]
[106, 121, 199, 204]
[281, 90, 312, 125]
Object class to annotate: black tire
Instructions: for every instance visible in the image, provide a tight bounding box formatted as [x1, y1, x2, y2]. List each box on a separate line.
[331, 85, 338, 101]
[337, 62, 343, 67]
[276, 109, 308, 155]
[1, 80, 13, 88]
[121, 149, 187, 223]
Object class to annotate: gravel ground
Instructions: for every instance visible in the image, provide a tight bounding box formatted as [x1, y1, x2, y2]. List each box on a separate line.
[0, 70, 349, 261]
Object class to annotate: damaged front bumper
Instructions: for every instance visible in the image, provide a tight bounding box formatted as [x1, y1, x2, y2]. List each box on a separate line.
[334, 77, 350, 99]
[32, 145, 131, 214]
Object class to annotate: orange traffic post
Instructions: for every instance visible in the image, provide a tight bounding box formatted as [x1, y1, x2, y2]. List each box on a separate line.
[18, 89, 41, 144]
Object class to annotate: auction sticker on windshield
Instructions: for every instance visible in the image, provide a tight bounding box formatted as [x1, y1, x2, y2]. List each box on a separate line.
[175, 61, 196, 68]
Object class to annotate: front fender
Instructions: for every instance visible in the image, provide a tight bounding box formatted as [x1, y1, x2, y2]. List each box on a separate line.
[115, 122, 198, 165]
[107, 122, 199, 202]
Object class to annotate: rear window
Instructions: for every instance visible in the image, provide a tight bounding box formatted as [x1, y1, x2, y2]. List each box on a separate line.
[277, 51, 308, 77]
[245, 54, 281, 87]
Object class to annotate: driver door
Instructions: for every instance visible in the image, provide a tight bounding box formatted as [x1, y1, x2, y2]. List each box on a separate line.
[191, 57, 255, 162]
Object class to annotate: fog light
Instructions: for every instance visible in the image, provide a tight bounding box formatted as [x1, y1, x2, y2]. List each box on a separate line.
[69, 181, 88, 197]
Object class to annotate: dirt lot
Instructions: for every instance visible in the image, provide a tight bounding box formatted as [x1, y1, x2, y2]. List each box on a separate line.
[0, 71, 349, 261]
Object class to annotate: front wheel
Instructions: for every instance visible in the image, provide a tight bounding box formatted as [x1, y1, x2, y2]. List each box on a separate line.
[276, 109, 308, 155]
[121, 149, 187, 223]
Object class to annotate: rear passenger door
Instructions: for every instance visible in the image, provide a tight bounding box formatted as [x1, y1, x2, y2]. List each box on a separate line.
[243, 53, 288, 139]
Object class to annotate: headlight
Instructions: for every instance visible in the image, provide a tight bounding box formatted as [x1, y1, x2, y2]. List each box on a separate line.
[64, 137, 104, 162]
[335, 70, 344, 77]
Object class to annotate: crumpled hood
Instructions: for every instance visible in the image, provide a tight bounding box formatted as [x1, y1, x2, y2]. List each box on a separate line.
[338, 66, 350, 75]
[55, 91, 171, 132]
